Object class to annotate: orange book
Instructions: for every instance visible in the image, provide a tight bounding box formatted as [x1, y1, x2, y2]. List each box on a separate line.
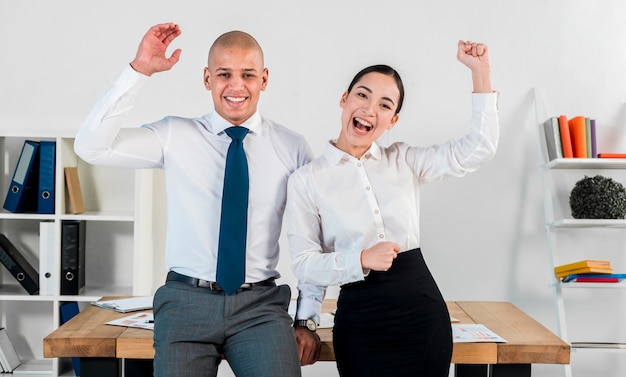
[598, 153, 626, 158]
[568, 116, 588, 158]
[557, 115, 574, 158]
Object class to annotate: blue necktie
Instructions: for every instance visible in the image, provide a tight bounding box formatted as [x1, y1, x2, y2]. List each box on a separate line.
[216, 126, 249, 295]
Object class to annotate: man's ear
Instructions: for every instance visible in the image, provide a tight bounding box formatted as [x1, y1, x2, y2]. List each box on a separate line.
[260, 68, 269, 91]
[203, 67, 211, 91]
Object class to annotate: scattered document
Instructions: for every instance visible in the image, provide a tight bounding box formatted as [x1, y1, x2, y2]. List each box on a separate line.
[106, 312, 154, 330]
[452, 324, 506, 343]
[92, 296, 154, 313]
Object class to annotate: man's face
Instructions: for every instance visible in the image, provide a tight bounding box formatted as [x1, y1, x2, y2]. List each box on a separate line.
[204, 45, 268, 126]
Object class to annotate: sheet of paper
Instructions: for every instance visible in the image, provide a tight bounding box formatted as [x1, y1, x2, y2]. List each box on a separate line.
[92, 296, 154, 313]
[106, 312, 154, 330]
[452, 324, 506, 343]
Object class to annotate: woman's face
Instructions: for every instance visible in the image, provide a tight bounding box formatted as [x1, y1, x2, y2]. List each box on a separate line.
[336, 72, 400, 158]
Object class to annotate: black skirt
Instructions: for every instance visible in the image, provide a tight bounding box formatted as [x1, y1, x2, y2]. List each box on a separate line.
[333, 248, 452, 377]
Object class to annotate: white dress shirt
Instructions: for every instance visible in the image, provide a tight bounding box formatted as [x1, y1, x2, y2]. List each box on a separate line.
[287, 93, 499, 322]
[75, 65, 313, 286]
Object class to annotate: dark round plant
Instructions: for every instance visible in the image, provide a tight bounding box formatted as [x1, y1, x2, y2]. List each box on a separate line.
[569, 175, 626, 219]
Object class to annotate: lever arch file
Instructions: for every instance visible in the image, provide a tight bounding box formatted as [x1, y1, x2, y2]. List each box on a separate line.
[0, 234, 39, 295]
[37, 140, 56, 214]
[60, 220, 86, 295]
[3, 140, 40, 213]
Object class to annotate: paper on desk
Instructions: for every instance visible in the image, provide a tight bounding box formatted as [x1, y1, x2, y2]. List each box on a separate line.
[452, 324, 506, 343]
[92, 296, 154, 313]
[106, 312, 154, 330]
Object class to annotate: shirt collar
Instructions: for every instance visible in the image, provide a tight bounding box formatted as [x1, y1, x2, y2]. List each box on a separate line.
[208, 111, 262, 135]
[323, 140, 382, 165]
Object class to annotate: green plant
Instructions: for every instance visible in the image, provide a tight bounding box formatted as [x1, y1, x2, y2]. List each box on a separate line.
[569, 175, 626, 219]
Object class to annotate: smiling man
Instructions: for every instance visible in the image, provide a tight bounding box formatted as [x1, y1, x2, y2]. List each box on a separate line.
[74, 23, 320, 377]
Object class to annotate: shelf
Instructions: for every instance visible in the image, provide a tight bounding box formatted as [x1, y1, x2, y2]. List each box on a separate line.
[59, 211, 134, 222]
[0, 212, 55, 220]
[0, 211, 134, 221]
[561, 281, 626, 289]
[571, 343, 626, 353]
[1, 134, 151, 377]
[544, 158, 626, 170]
[0, 285, 134, 301]
[549, 219, 626, 229]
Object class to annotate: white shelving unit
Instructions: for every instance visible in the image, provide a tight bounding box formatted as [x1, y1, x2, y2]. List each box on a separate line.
[0, 132, 156, 376]
[535, 91, 626, 377]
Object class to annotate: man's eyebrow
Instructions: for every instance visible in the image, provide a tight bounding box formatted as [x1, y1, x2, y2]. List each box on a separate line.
[356, 85, 396, 106]
[214, 67, 259, 73]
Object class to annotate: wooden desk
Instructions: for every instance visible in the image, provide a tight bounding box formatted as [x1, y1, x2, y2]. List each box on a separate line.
[44, 300, 569, 377]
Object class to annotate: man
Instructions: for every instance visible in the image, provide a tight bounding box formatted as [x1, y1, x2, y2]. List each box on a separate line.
[75, 22, 320, 377]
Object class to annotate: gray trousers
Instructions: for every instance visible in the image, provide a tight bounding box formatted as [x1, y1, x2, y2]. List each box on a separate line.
[153, 279, 301, 377]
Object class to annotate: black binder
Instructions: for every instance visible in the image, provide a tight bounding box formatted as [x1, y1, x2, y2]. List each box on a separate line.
[0, 234, 39, 295]
[37, 140, 56, 214]
[3, 140, 40, 213]
[60, 220, 86, 295]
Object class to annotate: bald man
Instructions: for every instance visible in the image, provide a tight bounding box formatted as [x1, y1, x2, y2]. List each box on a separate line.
[75, 23, 320, 377]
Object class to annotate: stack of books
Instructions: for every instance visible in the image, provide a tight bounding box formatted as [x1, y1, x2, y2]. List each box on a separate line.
[555, 260, 626, 282]
[541, 115, 626, 161]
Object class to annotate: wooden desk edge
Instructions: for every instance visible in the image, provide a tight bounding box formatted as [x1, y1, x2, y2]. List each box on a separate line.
[44, 299, 570, 366]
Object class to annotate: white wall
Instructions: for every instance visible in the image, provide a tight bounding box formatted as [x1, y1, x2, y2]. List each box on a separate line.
[3, 1, 626, 376]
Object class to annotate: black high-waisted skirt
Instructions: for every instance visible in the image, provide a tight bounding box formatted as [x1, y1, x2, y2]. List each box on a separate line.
[333, 248, 452, 377]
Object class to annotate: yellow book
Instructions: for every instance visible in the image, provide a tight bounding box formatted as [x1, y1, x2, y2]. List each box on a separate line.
[554, 260, 611, 275]
[555, 266, 613, 279]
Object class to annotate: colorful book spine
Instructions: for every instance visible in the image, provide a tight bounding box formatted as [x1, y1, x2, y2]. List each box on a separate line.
[558, 115, 574, 158]
[568, 116, 588, 158]
[589, 119, 597, 158]
[562, 274, 626, 283]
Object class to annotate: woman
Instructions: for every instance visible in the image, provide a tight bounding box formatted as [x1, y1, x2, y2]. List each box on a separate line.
[286, 40, 498, 376]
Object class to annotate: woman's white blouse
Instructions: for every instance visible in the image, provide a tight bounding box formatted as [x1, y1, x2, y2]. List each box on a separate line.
[287, 93, 499, 321]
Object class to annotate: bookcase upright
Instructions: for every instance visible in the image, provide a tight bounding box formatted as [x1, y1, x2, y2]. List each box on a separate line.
[0, 131, 157, 376]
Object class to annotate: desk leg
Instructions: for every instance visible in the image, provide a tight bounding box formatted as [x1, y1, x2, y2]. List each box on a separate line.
[455, 364, 488, 377]
[490, 364, 531, 377]
[80, 358, 121, 377]
[124, 359, 154, 377]
[455, 364, 531, 377]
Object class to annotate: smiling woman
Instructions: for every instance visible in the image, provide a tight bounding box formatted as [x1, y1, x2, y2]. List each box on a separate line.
[336, 66, 403, 158]
[286, 40, 499, 377]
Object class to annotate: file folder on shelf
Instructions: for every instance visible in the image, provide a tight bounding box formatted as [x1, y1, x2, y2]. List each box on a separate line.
[37, 141, 56, 214]
[64, 167, 85, 214]
[3, 140, 40, 213]
[60, 220, 86, 295]
[0, 234, 39, 295]
[39, 221, 56, 295]
[59, 302, 80, 375]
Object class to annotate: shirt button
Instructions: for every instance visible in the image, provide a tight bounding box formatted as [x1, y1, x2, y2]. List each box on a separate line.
[378, 234, 384, 239]
[357, 163, 362, 167]
[374, 210, 379, 215]
[365, 186, 371, 191]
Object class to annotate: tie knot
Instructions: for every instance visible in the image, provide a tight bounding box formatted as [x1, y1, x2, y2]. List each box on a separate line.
[225, 126, 249, 142]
